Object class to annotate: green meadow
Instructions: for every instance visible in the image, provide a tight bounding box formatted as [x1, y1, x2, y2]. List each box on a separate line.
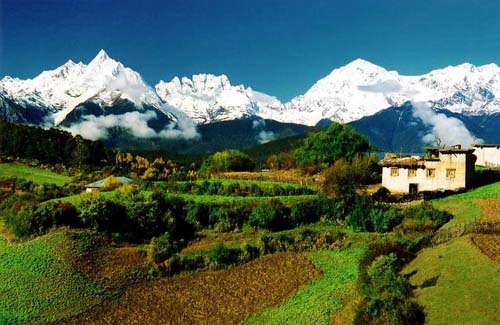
[0, 163, 71, 186]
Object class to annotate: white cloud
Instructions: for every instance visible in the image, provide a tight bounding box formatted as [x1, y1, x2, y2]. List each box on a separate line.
[411, 101, 481, 147]
[358, 80, 402, 93]
[256, 130, 276, 144]
[63, 109, 200, 141]
[252, 119, 266, 129]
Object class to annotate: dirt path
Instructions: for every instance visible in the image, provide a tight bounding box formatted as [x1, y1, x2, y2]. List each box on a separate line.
[65, 253, 321, 324]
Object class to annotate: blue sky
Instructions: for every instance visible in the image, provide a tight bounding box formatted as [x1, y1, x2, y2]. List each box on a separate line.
[1, 0, 500, 101]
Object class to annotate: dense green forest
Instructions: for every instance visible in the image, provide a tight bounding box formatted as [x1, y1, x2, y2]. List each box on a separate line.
[0, 121, 110, 167]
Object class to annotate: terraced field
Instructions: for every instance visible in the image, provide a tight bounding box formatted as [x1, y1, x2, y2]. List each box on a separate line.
[245, 248, 365, 325]
[405, 236, 500, 325]
[65, 253, 321, 324]
[408, 182, 500, 324]
[0, 230, 108, 324]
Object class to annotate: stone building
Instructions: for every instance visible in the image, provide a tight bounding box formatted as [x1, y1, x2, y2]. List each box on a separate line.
[380, 146, 476, 194]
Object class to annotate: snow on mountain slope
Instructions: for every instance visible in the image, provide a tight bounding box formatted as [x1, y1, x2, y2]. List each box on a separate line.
[0, 50, 166, 125]
[155, 74, 284, 124]
[3, 53, 500, 129]
[282, 59, 500, 125]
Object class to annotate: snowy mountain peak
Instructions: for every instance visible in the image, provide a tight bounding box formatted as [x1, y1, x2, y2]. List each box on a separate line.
[92, 49, 111, 63]
[0, 49, 165, 125]
[155, 74, 283, 124]
[343, 58, 385, 71]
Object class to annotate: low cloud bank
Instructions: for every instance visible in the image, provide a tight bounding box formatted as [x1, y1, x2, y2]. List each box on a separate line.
[411, 101, 481, 147]
[252, 119, 276, 144]
[63, 109, 200, 141]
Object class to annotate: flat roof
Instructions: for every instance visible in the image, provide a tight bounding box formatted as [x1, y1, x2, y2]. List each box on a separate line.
[85, 176, 132, 188]
[473, 144, 500, 148]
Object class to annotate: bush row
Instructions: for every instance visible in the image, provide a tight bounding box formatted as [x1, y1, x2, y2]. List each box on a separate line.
[153, 227, 348, 276]
[151, 180, 315, 197]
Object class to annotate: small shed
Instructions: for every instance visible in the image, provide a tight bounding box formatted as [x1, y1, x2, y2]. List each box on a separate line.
[85, 176, 132, 193]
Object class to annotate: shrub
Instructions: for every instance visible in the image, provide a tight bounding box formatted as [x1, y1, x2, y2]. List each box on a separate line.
[208, 243, 243, 268]
[248, 200, 287, 230]
[184, 202, 209, 230]
[209, 207, 233, 232]
[148, 233, 176, 264]
[199, 150, 255, 176]
[355, 254, 424, 325]
[6, 202, 79, 238]
[78, 196, 126, 234]
[290, 200, 319, 225]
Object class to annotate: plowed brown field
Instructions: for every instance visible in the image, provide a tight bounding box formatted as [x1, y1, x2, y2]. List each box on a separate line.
[64, 253, 321, 324]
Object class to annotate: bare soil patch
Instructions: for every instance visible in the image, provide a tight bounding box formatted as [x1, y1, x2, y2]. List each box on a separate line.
[474, 198, 500, 223]
[471, 234, 500, 263]
[65, 253, 321, 324]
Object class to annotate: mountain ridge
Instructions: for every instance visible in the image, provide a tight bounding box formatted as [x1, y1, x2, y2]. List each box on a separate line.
[2, 50, 500, 146]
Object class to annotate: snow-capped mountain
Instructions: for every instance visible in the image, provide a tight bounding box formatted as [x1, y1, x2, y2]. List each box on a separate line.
[3, 52, 500, 131]
[156, 59, 500, 126]
[0, 50, 172, 126]
[281, 59, 500, 125]
[155, 74, 284, 124]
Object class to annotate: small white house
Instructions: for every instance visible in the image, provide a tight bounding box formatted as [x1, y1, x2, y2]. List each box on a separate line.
[380, 146, 476, 194]
[473, 144, 500, 168]
[85, 176, 132, 193]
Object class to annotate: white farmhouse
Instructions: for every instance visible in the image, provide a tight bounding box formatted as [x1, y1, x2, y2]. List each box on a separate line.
[380, 146, 476, 194]
[473, 144, 500, 168]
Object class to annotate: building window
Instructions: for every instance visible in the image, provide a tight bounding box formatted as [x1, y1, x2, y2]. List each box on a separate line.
[446, 169, 456, 178]
[426, 168, 436, 177]
[408, 169, 417, 177]
[390, 167, 399, 176]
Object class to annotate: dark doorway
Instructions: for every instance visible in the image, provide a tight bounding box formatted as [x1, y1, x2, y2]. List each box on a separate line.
[409, 183, 418, 195]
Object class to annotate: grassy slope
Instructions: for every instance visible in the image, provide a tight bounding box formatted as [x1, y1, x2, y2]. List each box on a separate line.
[406, 182, 500, 324]
[245, 248, 365, 325]
[0, 230, 107, 324]
[0, 163, 71, 186]
[404, 236, 500, 325]
[431, 182, 500, 228]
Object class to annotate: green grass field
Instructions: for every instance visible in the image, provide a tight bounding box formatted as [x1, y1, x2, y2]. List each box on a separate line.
[431, 181, 500, 228]
[409, 181, 500, 324]
[165, 193, 319, 204]
[177, 178, 313, 189]
[245, 248, 365, 324]
[0, 229, 108, 323]
[404, 236, 500, 325]
[0, 163, 71, 186]
[49, 191, 319, 206]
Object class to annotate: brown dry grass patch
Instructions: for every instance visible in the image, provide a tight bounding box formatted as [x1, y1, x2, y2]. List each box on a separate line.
[474, 198, 500, 223]
[74, 244, 147, 290]
[220, 170, 322, 186]
[65, 253, 321, 324]
[471, 234, 500, 263]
